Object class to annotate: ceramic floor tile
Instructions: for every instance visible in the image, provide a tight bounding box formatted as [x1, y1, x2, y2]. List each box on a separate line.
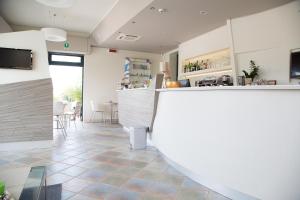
[61, 166, 87, 177]
[100, 151, 123, 157]
[75, 160, 101, 169]
[79, 169, 107, 182]
[74, 151, 102, 159]
[128, 160, 148, 168]
[92, 155, 113, 163]
[47, 173, 73, 185]
[63, 151, 85, 157]
[140, 193, 172, 200]
[147, 181, 177, 197]
[47, 163, 72, 173]
[176, 188, 209, 200]
[182, 178, 210, 191]
[137, 170, 184, 186]
[69, 194, 98, 200]
[0, 124, 231, 200]
[63, 178, 91, 192]
[165, 166, 185, 177]
[105, 188, 140, 200]
[116, 166, 142, 176]
[101, 174, 131, 187]
[50, 154, 71, 162]
[136, 170, 163, 182]
[208, 192, 231, 200]
[14, 157, 42, 165]
[122, 178, 153, 193]
[81, 183, 118, 199]
[62, 157, 84, 165]
[62, 190, 76, 200]
[94, 163, 121, 173]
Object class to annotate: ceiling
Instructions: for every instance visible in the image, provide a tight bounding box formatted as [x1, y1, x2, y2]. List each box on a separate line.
[97, 0, 293, 53]
[0, 0, 119, 35]
[0, 0, 293, 53]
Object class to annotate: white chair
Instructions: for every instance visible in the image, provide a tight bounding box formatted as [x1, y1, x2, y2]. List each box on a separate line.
[65, 102, 82, 128]
[90, 101, 106, 122]
[53, 101, 67, 138]
[112, 103, 119, 123]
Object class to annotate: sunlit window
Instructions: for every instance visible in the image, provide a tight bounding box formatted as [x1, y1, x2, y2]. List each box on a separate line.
[52, 55, 82, 63]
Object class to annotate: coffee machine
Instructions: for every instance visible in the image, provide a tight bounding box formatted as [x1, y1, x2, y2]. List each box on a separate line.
[196, 75, 233, 87]
[217, 75, 233, 86]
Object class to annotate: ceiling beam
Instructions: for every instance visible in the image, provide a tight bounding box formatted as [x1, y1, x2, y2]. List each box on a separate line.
[91, 0, 155, 45]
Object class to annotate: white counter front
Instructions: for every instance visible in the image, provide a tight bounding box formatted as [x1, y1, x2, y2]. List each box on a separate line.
[151, 86, 300, 200]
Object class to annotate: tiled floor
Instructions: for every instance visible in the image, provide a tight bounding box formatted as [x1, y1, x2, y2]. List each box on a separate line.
[0, 123, 230, 200]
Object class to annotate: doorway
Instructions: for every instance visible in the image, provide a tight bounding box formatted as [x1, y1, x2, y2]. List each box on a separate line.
[49, 52, 84, 120]
[169, 51, 179, 81]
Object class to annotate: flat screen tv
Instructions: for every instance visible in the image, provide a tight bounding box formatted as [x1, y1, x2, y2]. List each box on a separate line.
[0, 47, 32, 70]
[290, 50, 300, 78]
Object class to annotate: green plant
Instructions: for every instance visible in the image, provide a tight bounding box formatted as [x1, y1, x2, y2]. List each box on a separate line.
[243, 60, 260, 81]
[63, 86, 82, 103]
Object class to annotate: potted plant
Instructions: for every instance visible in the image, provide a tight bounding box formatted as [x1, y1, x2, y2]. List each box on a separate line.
[243, 60, 259, 85]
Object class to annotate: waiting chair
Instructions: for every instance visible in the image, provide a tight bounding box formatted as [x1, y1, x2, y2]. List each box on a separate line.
[53, 101, 67, 138]
[90, 101, 106, 122]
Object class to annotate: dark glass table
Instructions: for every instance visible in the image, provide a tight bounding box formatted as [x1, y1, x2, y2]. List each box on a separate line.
[19, 166, 46, 200]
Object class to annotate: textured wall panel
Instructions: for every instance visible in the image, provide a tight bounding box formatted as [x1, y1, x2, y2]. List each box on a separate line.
[0, 78, 53, 143]
[117, 74, 163, 131]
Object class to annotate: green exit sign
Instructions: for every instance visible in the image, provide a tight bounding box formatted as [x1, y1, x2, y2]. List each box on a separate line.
[64, 41, 70, 48]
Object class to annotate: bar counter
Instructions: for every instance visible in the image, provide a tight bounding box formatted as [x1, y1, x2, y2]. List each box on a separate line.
[150, 85, 300, 200]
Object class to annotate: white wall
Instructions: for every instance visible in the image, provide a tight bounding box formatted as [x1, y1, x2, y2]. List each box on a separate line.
[47, 35, 90, 54]
[176, 1, 300, 85]
[83, 47, 162, 121]
[231, 1, 300, 84]
[0, 31, 50, 84]
[0, 16, 12, 33]
[177, 26, 231, 83]
[11, 24, 90, 54]
[179, 25, 230, 68]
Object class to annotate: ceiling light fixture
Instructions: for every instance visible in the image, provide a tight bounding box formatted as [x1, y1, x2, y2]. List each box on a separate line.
[158, 8, 167, 14]
[35, 0, 75, 8]
[41, 28, 67, 42]
[200, 10, 208, 15]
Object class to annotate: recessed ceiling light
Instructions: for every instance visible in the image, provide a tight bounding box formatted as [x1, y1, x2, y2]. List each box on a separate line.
[200, 10, 208, 15]
[158, 8, 167, 14]
[35, 0, 75, 8]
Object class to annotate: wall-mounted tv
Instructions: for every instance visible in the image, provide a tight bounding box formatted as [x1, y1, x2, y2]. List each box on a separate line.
[0, 47, 32, 70]
[290, 50, 300, 79]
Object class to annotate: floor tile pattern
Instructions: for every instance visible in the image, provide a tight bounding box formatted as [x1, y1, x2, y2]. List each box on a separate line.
[0, 123, 231, 200]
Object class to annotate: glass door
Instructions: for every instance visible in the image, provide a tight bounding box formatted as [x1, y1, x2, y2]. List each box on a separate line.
[49, 52, 84, 120]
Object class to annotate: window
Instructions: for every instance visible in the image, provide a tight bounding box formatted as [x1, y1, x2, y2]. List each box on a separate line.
[48, 52, 84, 67]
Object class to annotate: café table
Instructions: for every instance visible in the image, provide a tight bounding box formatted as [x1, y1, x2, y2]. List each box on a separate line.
[104, 101, 118, 124]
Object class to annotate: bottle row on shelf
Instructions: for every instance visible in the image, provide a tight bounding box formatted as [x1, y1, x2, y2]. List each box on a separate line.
[183, 57, 230, 73]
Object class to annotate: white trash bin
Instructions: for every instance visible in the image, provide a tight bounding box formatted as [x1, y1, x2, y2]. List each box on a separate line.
[129, 126, 147, 150]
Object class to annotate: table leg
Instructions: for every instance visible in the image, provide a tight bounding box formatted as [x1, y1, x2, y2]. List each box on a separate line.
[110, 104, 113, 124]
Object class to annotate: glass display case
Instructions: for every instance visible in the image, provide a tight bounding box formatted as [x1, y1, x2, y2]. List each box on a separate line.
[123, 57, 151, 88]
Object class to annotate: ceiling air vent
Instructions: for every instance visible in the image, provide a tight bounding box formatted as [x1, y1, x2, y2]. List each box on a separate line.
[116, 33, 141, 42]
